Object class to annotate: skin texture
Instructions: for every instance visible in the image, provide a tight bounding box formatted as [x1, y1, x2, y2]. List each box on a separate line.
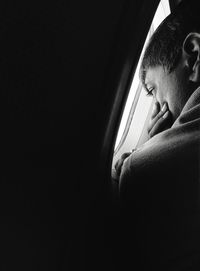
[145, 63, 191, 123]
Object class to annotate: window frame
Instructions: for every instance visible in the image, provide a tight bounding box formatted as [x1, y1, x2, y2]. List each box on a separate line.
[99, 0, 161, 178]
[112, 0, 171, 168]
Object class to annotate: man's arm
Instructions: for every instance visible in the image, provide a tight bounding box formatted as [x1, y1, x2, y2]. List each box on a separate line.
[112, 101, 173, 182]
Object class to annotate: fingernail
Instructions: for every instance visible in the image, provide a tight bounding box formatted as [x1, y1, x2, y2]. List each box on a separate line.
[161, 103, 167, 112]
[163, 111, 169, 119]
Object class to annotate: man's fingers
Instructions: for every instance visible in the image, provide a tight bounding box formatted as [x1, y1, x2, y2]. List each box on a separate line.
[151, 101, 160, 119]
[148, 103, 168, 133]
[149, 110, 172, 138]
[114, 152, 132, 177]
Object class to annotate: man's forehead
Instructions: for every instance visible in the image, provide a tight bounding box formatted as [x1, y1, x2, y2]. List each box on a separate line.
[144, 66, 165, 85]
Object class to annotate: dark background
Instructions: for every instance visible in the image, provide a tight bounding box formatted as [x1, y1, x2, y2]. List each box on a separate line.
[0, 0, 179, 270]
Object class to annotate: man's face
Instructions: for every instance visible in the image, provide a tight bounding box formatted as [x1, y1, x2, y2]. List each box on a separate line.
[144, 63, 191, 122]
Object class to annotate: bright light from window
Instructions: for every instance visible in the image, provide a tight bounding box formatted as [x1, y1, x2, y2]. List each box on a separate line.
[114, 0, 170, 151]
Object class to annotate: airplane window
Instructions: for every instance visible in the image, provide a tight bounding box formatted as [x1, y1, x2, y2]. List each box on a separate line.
[112, 0, 170, 168]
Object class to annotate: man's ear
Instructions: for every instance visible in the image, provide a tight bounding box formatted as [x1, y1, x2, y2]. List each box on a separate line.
[183, 32, 200, 82]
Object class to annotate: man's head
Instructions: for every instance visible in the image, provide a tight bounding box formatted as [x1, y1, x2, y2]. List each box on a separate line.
[140, 0, 200, 121]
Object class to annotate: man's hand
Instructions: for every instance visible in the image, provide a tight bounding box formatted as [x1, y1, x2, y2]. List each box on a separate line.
[112, 151, 132, 181]
[148, 102, 173, 138]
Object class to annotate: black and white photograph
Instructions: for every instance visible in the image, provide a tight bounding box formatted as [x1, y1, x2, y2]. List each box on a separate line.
[1, 0, 200, 270]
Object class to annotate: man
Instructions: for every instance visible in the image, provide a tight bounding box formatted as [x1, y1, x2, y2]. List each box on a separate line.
[114, 0, 200, 269]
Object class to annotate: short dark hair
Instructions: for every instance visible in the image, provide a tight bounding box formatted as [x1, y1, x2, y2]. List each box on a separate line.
[140, 0, 200, 91]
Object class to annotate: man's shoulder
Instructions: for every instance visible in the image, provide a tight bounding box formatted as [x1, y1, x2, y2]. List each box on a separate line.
[120, 116, 200, 188]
